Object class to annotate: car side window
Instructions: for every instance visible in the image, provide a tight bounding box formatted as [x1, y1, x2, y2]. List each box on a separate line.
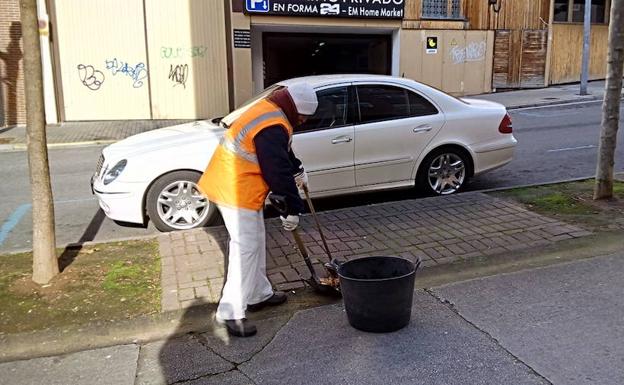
[356, 85, 410, 124]
[408, 91, 438, 116]
[296, 86, 351, 133]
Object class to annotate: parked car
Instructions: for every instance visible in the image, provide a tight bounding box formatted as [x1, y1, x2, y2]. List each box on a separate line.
[91, 75, 516, 232]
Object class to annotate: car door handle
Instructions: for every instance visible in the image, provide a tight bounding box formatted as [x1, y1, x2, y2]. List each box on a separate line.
[413, 124, 432, 133]
[331, 136, 352, 144]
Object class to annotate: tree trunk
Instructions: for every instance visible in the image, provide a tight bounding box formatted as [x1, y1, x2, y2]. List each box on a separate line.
[594, 0, 624, 200]
[19, 0, 58, 283]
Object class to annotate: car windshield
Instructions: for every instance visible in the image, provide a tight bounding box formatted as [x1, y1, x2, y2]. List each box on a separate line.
[220, 84, 282, 128]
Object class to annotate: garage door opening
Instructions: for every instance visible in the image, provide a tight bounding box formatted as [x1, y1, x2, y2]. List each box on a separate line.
[262, 33, 391, 88]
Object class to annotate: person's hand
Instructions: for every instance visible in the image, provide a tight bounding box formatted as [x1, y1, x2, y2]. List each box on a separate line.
[294, 169, 308, 192]
[281, 215, 299, 231]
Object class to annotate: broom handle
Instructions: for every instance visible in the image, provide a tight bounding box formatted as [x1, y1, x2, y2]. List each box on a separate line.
[302, 184, 333, 263]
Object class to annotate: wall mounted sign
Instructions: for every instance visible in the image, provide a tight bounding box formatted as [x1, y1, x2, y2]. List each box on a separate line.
[244, 0, 405, 19]
[234, 29, 251, 48]
[426, 36, 438, 54]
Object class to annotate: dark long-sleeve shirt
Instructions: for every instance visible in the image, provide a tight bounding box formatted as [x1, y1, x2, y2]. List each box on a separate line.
[254, 126, 305, 215]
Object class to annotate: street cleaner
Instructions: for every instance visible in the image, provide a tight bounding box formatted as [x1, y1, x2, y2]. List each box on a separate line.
[197, 83, 318, 337]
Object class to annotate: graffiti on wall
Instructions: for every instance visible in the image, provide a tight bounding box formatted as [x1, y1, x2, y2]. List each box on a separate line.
[449, 41, 486, 65]
[160, 46, 208, 59]
[77, 64, 105, 91]
[105, 58, 148, 88]
[168, 64, 189, 88]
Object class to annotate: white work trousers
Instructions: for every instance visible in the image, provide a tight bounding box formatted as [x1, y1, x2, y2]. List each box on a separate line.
[216, 205, 274, 321]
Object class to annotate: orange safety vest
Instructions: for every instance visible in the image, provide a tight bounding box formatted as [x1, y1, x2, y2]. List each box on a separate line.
[198, 99, 293, 211]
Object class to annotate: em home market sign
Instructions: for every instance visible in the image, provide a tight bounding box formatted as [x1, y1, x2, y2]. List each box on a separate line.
[245, 0, 405, 19]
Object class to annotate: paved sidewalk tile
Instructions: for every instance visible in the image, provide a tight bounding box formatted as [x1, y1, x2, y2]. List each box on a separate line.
[158, 192, 589, 311]
[0, 120, 190, 146]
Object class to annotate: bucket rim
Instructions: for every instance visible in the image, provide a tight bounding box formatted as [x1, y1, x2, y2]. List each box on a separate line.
[337, 256, 418, 283]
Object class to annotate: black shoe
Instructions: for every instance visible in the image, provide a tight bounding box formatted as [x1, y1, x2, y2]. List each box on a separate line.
[247, 291, 287, 312]
[223, 319, 257, 337]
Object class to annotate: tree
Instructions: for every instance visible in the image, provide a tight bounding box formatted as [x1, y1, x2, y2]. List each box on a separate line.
[19, 0, 58, 283]
[594, 0, 624, 200]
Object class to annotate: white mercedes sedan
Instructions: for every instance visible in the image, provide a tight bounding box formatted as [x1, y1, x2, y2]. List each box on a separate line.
[92, 75, 516, 232]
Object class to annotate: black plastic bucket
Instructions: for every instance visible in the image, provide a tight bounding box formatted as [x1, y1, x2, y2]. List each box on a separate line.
[338, 256, 419, 333]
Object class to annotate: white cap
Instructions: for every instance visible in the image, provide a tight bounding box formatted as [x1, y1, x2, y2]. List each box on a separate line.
[287, 83, 318, 116]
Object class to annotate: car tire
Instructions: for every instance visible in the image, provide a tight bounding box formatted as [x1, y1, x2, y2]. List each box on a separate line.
[417, 148, 471, 196]
[146, 170, 218, 232]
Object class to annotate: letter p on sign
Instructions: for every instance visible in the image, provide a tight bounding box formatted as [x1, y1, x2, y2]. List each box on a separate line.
[246, 0, 269, 12]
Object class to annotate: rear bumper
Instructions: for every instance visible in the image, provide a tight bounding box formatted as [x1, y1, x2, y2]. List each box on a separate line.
[472, 135, 517, 175]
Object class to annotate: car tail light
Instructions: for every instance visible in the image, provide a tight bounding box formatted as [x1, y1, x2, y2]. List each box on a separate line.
[499, 113, 513, 134]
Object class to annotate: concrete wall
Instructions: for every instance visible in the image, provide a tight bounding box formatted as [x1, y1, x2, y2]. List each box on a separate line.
[0, 0, 25, 127]
[51, 0, 230, 121]
[400, 29, 494, 95]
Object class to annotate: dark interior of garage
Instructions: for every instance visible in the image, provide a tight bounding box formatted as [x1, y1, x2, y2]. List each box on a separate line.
[262, 33, 391, 88]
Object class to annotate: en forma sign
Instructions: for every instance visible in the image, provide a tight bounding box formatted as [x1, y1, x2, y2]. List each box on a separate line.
[245, 0, 405, 19]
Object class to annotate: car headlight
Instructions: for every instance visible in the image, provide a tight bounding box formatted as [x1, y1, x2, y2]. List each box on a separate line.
[103, 159, 127, 185]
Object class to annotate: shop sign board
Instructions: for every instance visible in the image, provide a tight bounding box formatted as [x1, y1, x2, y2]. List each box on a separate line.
[244, 0, 404, 19]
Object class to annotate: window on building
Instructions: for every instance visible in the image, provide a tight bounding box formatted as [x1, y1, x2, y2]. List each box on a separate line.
[591, 0, 607, 23]
[554, 0, 569, 22]
[572, 0, 587, 22]
[554, 0, 608, 23]
[422, 0, 462, 19]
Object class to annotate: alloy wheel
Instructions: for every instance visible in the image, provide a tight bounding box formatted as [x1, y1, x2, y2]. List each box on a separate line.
[427, 153, 466, 195]
[156, 180, 210, 230]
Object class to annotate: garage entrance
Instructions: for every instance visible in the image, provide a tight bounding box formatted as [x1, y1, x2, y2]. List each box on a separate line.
[262, 33, 391, 88]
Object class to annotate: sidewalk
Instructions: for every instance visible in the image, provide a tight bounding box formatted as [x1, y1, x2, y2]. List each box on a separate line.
[3, 247, 623, 385]
[0, 80, 618, 151]
[158, 192, 590, 311]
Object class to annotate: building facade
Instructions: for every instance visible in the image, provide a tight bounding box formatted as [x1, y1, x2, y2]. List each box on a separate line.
[0, 0, 615, 126]
[0, 0, 26, 126]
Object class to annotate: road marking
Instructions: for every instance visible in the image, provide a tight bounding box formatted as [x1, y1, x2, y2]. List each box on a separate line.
[547, 145, 597, 153]
[0, 198, 96, 246]
[0, 204, 31, 246]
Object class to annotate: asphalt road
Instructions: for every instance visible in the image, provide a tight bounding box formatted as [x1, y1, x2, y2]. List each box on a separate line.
[0, 101, 622, 253]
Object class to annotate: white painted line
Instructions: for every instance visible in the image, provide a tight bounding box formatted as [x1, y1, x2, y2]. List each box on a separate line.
[547, 145, 597, 153]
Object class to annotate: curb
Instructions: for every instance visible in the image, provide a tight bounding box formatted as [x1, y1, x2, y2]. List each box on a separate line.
[4, 174, 622, 255]
[505, 96, 601, 110]
[1, 233, 161, 256]
[2, 140, 117, 152]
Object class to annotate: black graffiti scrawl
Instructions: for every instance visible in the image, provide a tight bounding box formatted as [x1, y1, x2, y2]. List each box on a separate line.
[77, 64, 105, 91]
[168, 64, 189, 88]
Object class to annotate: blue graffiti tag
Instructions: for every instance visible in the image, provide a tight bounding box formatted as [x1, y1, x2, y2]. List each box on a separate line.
[105, 58, 148, 88]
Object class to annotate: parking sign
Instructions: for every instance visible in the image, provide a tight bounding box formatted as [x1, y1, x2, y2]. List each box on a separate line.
[246, 0, 269, 12]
